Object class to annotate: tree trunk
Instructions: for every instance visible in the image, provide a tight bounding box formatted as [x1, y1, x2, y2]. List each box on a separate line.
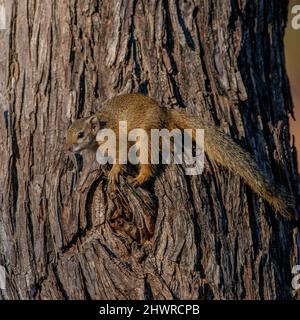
[0, 0, 299, 300]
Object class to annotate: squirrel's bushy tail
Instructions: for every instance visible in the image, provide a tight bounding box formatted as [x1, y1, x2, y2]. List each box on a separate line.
[169, 109, 293, 220]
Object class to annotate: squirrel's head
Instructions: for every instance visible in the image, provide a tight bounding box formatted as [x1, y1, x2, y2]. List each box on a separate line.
[65, 115, 101, 153]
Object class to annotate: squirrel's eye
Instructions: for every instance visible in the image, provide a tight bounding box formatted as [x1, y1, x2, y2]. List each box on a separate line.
[77, 131, 84, 139]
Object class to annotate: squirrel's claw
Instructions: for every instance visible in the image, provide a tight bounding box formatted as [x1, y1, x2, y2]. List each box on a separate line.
[127, 174, 148, 187]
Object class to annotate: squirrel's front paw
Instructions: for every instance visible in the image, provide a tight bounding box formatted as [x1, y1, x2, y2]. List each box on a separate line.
[127, 176, 140, 187]
[108, 165, 121, 184]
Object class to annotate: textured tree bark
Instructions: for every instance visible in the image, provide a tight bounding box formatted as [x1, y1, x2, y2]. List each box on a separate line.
[0, 0, 299, 300]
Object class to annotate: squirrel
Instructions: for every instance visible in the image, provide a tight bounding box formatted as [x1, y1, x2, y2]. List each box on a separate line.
[65, 93, 294, 220]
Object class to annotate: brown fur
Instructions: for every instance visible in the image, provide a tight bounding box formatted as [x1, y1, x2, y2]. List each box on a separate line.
[65, 93, 294, 219]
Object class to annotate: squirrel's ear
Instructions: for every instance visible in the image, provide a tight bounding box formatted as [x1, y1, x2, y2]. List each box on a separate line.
[87, 115, 100, 133]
